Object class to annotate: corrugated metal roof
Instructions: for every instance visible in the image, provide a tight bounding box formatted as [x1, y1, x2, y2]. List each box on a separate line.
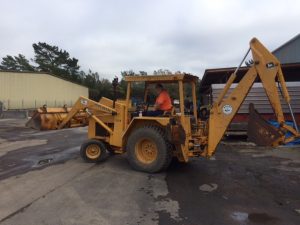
[272, 33, 300, 54]
[200, 63, 300, 92]
[200, 34, 300, 92]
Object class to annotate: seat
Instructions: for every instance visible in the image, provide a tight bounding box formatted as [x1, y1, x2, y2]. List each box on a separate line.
[163, 106, 175, 117]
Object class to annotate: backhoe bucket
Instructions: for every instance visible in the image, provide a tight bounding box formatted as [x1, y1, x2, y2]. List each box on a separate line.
[247, 103, 284, 146]
[26, 106, 88, 130]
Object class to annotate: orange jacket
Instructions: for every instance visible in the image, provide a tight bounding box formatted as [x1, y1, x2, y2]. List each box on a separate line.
[155, 90, 172, 111]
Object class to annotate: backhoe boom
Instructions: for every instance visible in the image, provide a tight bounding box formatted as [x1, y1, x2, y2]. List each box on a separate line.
[204, 38, 299, 157]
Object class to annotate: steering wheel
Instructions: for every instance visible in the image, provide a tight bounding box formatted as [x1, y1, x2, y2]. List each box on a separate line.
[136, 102, 148, 113]
[136, 94, 151, 114]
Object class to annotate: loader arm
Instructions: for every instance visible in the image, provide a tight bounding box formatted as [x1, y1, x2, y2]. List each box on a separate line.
[58, 96, 117, 129]
[204, 38, 299, 157]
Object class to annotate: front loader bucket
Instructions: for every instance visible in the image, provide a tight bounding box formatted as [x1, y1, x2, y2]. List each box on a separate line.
[247, 103, 284, 146]
[26, 106, 88, 130]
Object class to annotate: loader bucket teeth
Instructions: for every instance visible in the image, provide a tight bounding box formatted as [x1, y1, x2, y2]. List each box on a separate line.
[247, 103, 284, 146]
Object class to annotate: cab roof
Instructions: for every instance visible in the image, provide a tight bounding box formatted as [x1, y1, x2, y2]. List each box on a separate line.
[124, 74, 198, 83]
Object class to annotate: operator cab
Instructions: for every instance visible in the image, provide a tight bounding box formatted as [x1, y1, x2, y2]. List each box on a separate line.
[124, 73, 199, 121]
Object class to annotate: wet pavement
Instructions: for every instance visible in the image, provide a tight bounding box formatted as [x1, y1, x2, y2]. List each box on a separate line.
[0, 119, 86, 180]
[0, 119, 299, 225]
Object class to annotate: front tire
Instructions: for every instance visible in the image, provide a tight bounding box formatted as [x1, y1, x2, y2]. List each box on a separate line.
[80, 139, 108, 163]
[126, 125, 172, 173]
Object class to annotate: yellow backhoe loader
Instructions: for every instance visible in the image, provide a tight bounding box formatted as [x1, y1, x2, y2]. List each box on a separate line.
[28, 38, 300, 173]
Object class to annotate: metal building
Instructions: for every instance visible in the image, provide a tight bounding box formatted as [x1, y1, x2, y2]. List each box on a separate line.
[0, 71, 88, 110]
[273, 33, 300, 64]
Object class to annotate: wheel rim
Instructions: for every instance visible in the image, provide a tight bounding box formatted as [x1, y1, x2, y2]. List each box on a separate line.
[86, 144, 101, 159]
[135, 138, 158, 164]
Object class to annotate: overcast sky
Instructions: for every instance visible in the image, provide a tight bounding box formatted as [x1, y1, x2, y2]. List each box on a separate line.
[0, 0, 299, 79]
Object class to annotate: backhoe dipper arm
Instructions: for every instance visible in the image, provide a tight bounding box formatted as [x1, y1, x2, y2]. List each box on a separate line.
[204, 38, 299, 157]
[58, 96, 117, 129]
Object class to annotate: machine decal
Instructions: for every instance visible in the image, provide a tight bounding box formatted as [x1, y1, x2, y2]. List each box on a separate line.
[80, 99, 88, 106]
[222, 104, 233, 115]
[266, 62, 275, 68]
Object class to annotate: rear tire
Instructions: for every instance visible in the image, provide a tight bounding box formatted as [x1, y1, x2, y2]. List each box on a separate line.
[80, 139, 108, 163]
[126, 125, 172, 173]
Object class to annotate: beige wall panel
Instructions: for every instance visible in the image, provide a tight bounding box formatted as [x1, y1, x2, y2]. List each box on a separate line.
[0, 72, 88, 109]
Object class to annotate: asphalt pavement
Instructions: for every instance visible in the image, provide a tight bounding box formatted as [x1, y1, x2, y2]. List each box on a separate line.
[0, 119, 299, 225]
